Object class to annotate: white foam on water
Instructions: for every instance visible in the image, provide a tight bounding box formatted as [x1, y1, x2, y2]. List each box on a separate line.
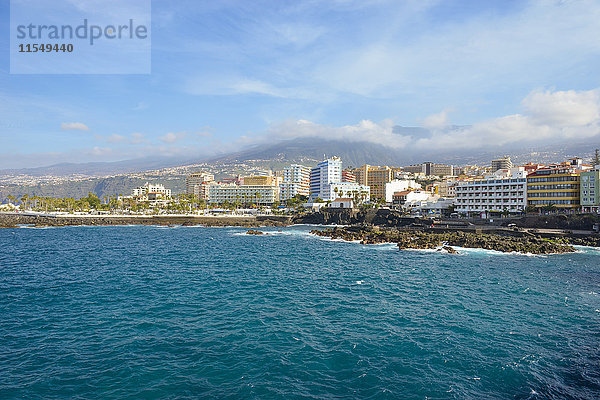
[573, 245, 600, 254]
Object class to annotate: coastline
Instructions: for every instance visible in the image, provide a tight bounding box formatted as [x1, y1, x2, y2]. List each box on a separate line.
[0, 212, 292, 228]
[3, 211, 600, 254]
[309, 226, 600, 254]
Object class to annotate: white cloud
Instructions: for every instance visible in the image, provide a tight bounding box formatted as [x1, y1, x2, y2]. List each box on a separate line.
[159, 131, 187, 143]
[522, 89, 600, 127]
[263, 118, 410, 149]
[414, 88, 600, 150]
[61, 122, 89, 131]
[259, 88, 600, 151]
[130, 132, 147, 144]
[106, 134, 127, 143]
[422, 109, 450, 129]
[88, 146, 112, 156]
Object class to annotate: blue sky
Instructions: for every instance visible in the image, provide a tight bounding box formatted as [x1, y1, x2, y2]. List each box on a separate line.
[1, 0, 600, 168]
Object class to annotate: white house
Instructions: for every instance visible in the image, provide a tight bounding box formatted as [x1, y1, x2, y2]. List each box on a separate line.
[384, 179, 422, 203]
[329, 198, 354, 209]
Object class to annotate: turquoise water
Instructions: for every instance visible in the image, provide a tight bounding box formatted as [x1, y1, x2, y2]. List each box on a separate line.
[1, 225, 599, 399]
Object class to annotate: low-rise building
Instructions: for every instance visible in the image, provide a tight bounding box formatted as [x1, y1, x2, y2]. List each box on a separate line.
[132, 182, 172, 202]
[392, 189, 432, 207]
[329, 198, 354, 209]
[455, 168, 527, 216]
[412, 197, 455, 217]
[433, 179, 459, 198]
[384, 179, 422, 203]
[328, 182, 370, 202]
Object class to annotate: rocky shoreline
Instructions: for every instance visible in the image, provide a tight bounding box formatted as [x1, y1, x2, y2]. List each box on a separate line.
[0, 213, 291, 228]
[310, 226, 583, 254]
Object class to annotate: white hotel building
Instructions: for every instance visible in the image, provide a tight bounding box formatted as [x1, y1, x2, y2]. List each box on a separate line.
[310, 157, 369, 201]
[206, 183, 279, 205]
[454, 168, 527, 216]
[280, 164, 310, 201]
[132, 182, 172, 201]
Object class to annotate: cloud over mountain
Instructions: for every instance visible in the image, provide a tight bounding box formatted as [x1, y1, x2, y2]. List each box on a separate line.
[258, 88, 600, 151]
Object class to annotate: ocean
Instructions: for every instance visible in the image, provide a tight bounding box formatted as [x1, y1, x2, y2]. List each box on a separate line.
[1, 225, 599, 399]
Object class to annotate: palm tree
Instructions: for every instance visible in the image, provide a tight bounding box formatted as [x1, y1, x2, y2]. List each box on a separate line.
[21, 194, 29, 210]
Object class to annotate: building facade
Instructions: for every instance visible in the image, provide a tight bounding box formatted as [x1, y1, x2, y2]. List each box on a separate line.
[310, 157, 342, 200]
[433, 179, 459, 198]
[527, 166, 581, 210]
[384, 179, 422, 203]
[580, 165, 600, 212]
[342, 169, 357, 183]
[242, 175, 276, 186]
[207, 184, 279, 205]
[310, 158, 369, 201]
[280, 164, 311, 201]
[422, 162, 454, 177]
[132, 182, 172, 202]
[491, 156, 513, 172]
[455, 168, 527, 215]
[186, 172, 214, 199]
[355, 165, 395, 200]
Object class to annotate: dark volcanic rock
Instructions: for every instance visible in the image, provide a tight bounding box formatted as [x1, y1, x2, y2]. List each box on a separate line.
[312, 227, 576, 254]
[294, 209, 418, 227]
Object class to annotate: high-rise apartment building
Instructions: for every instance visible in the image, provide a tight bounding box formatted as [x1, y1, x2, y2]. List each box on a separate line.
[310, 157, 369, 201]
[355, 165, 394, 199]
[310, 157, 342, 200]
[280, 164, 310, 201]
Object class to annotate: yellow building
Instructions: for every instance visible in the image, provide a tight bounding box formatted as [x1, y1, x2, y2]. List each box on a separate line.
[527, 166, 581, 209]
[242, 175, 275, 186]
[355, 165, 394, 200]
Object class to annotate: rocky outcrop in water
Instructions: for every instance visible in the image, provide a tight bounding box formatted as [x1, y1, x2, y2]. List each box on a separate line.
[311, 226, 576, 254]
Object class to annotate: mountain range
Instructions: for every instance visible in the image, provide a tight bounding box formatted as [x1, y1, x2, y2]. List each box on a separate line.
[2, 127, 599, 178]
